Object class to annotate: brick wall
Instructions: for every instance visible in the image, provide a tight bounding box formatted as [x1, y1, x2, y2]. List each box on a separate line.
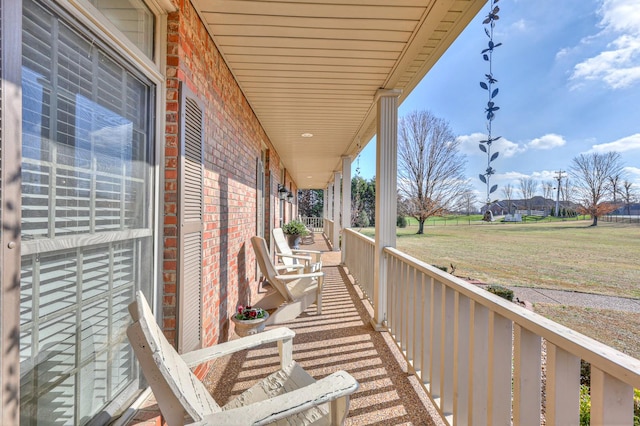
[163, 0, 285, 355]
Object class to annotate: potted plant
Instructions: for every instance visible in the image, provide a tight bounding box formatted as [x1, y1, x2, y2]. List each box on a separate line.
[282, 219, 309, 249]
[230, 305, 269, 337]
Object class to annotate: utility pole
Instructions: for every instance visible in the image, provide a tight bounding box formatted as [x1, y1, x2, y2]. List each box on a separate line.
[554, 170, 565, 216]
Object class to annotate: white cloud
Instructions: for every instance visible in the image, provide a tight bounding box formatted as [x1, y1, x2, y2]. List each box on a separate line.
[570, 0, 640, 89]
[456, 132, 523, 158]
[624, 166, 640, 177]
[527, 133, 567, 150]
[588, 133, 640, 152]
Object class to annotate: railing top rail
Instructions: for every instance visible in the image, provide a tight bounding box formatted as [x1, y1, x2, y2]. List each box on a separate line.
[344, 228, 375, 244]
[384, 245, 640, 388]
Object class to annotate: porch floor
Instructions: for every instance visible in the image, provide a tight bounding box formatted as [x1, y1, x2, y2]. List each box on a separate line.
[127, 234, 444, 425]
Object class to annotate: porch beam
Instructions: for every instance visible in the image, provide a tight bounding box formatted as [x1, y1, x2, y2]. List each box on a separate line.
[332, 171, 341, 251]
[341, 156, 351, 263]
[372, 88, 401, 330]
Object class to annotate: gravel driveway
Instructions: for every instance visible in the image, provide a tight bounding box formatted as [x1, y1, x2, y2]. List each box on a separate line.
[507, 286, 640, 313]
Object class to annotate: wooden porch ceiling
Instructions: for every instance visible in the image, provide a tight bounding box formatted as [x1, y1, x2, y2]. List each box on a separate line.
[191, 0, 486, 189]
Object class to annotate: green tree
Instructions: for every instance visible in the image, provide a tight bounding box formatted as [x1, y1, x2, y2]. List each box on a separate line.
[351, 175, 375, 227]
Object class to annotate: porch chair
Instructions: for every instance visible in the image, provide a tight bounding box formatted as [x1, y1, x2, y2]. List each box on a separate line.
[126, 291, 358, 426]
[272, 227, 322, 273]
[251, 236, 324, 324]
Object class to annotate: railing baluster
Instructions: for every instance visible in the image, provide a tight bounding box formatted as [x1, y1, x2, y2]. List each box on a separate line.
[590, 367, 634, 425]
[513, 325, 542, 426]
[470, 302, 489, 425]
[387, 255, 396, 333]
[546, 343, 580, 425]
[414, 272, 424, 377]
[453, 293, 471, 426]
[488, 312, 512, 425]
[431, 281, 443, 403]
[407, 266, 416, 368]
[421, 274, 433, 388]
[441, 285, 455, 415]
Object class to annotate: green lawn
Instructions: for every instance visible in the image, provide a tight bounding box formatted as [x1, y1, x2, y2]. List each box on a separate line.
[359, 219, 640, 298]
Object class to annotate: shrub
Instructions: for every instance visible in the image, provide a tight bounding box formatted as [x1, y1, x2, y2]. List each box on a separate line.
[486, 285, 514, 301]
[634, 388, 640, 426]
[282, 220, 309, 236]
[580, 360, 591, 387]
[580, 384, 591, 426]
[397, 215, 408, 228]
[432, 264, 448, 273]
[354, 210, 370, 227]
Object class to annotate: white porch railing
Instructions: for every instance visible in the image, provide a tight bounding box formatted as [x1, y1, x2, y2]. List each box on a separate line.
[324, 218, 334, 248]
[299, 216, 323, 232]
[342, 228, 640, 426]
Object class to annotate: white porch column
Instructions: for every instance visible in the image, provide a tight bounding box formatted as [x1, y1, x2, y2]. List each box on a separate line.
[372, 88, 401, 330]
[332, 171, 341, 251]
[323, 188, 328, 219]
[327, 182, 334, 220]
[341, 156, 352, 263]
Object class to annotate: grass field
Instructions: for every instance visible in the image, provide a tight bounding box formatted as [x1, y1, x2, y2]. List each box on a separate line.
[359, 219, 640, 298]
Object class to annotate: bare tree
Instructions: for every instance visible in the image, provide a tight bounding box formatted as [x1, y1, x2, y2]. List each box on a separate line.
[398, 110, 470, 234]
[609, 173, 622, 205]
[569, 151, 624, 226]
[542, 181, 554, 214]
[621, 180, 637, 215]
[518, 178, 538, 214]
[560, 177, 575, 215]
[502, 183, 514, 215]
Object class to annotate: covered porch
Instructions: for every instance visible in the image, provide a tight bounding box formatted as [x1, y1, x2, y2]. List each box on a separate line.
[129, 235, 445, 425]
[128, 227, 640, 425]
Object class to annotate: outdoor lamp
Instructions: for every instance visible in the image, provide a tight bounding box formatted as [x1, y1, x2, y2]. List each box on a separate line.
[286, 191, 294, 203]
[278, 184, 288, 200]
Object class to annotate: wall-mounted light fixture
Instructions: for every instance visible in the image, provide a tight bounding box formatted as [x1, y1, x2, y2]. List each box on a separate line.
[286, 191, 294, 203]
[278, 184, 288, 200]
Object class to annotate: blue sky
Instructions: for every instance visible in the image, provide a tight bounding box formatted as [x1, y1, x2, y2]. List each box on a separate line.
[354, 0, 640, 204]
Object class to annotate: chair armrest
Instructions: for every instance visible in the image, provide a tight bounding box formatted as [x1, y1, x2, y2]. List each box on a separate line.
[190, 370, 359, 426]
[275, 264, 304, 272]
[291, 249, 322, 255]
[276, 253, 312, 262]
[275, 272, 323, 281]
[181, 327, 295, 368]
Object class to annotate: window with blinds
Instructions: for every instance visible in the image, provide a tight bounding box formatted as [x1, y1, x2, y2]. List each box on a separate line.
[177, 84, 203, 354]
[20, 0, 155, 424]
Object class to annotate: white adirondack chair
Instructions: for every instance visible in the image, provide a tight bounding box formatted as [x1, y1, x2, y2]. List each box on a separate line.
[272, 227, 322, 273]
[126, 291, 358, 426]
[251, 236, 324, 324]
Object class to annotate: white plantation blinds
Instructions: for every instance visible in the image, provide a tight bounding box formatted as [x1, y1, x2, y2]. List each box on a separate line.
[178, 86, 204, 354]
[20, 0, 155, 424]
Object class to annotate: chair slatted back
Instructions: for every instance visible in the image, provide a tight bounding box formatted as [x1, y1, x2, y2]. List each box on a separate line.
[127, 291, 220, 425]
[251, 236, 295, 302]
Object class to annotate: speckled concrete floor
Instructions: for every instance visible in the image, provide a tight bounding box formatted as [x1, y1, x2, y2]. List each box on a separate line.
[203, 237, 445, 425]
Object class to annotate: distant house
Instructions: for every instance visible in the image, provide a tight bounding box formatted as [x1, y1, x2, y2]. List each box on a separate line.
[611, 203, 640, 215]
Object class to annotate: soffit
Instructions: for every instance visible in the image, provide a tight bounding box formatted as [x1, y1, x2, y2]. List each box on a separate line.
[191, 0, 486, 188]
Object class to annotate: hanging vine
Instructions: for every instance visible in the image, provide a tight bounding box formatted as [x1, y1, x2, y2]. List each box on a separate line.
[479, 0, 502, 206]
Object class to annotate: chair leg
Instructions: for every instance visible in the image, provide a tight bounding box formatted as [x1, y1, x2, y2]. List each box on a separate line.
[330, 396, 350, 425]
[316, 276, 323, 314]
